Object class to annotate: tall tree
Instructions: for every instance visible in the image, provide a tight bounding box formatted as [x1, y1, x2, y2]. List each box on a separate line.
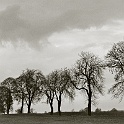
[17, 69, 45, 113]
[1, 77, 26, 114]
[1, 77, 16, 114]
[0, 96, 5, 114]
[51, 68, 75, 115]
[0, 86, 13, 114]
[106, 41, 124, 101]
[44, 74, 55, 115]
[1, 77, 26, 113]
[72, 52, 105, 116]
[14, 77, 26, 113]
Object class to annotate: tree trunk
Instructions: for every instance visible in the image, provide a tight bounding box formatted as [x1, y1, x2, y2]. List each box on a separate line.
[50, 102, 53, 115]
[7, 102, 10, 114]
[27, 101, 31, 113]
[87, 81, 92, 116]
[20, 97, 24, 113]
[88, 94, 91, 116]
[58, 101, 61, 116]
[7, 91, 11, 114]
[7, 107, 10, 114]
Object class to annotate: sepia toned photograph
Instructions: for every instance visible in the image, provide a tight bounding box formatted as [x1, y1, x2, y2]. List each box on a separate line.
[0, 0, 124, 124]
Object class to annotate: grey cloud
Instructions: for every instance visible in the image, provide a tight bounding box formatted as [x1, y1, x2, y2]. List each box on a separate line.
[0, 6, 25, 40]
[0, 5, 49, 48]
[0, 0, 123, 47]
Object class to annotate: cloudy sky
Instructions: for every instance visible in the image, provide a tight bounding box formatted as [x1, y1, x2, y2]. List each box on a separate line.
[0, 0, 124, 113]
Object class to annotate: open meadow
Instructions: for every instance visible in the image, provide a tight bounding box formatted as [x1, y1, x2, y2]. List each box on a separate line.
[0, 113, 124, 124]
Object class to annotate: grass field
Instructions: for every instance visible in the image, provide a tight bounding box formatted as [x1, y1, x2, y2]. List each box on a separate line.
[0, 113, 124, 124]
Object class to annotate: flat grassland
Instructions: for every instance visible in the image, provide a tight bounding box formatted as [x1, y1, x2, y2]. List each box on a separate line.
[0, 113, 124, 124]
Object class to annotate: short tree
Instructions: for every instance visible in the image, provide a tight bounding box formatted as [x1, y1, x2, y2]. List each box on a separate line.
[110, 108, 117, 112]
[95, 108, 101, 113]
[72, 52, 105, 116]
[1, 77, 25, 113]
[15, 108, 22, 114]
[0, 77, 16, 114]
[0, 86, 13, 114]
[0, 97, 5, 114]
[83, 107, 88, 113]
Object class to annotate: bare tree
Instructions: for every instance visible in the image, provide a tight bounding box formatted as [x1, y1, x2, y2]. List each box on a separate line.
[0, 86, 13, 114]
[1, 77, 16, 114]
[52, 68, 75, 115]
[72, 51, 105, 116]
[106, 41, 124, 101]
[17, 69, 45, 113]
[14, 77, 26, 113]
[44, 74, 55, 115]
[1, 77, 26, 114]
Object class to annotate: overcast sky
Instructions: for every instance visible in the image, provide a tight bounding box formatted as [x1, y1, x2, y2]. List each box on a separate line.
[0, 0, 124, 113]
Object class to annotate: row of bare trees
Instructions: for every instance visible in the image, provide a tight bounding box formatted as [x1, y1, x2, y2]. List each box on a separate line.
[0, 41, 124, 116]
[0, 68, 75, 115]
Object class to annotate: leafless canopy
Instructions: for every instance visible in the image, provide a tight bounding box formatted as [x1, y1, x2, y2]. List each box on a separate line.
[72, 51, 105, 116]
[106, 41, 124, 101]
[16, 69, 46, 113]
[73, 52, 105, 99]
